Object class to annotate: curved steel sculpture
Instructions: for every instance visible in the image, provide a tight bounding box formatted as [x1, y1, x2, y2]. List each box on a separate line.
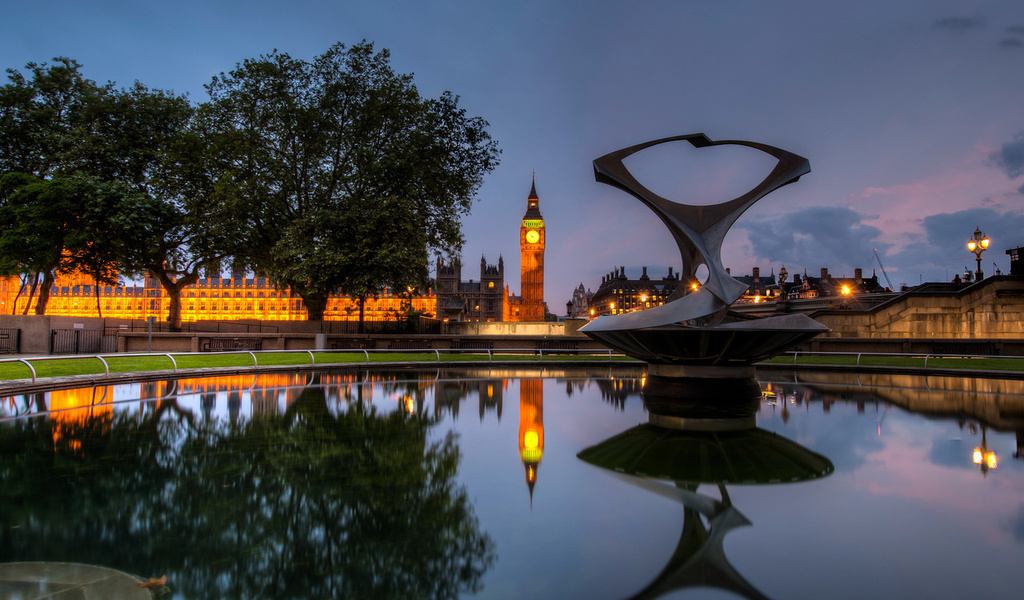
[580, 134, 827, 366]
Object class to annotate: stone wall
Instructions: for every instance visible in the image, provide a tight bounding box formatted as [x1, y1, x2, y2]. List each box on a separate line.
[812, 276, 1024, 339]
[445, 320, 583, 336]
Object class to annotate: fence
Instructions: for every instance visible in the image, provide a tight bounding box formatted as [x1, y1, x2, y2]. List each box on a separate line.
[51, 329, 116, 355]
[0, 329, 19, 354]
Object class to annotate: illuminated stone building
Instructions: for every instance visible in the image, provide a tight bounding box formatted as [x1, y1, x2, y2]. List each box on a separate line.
[784, 267, 885, 300]
[435, 177, 548, 322]
[518, 378, 544, 505]
[0, 271, 436, 322]
[508, 179, 546, 322]
[435, 255, 505, 322]
[588, 266, 680, 318]
[566, 283, 593, 319]
[732, 266, 779, 303]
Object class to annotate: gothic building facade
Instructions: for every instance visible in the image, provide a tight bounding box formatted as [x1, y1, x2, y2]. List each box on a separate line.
[508, 179, 546, 322]
[436, 178, 548, 322]
[434, 255, 505, 322]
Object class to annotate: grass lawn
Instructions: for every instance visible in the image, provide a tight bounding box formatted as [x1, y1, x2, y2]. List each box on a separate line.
[5, 350, 1016, 384]
[0, 350, 636, 382]
[760, 354, 1024, 372]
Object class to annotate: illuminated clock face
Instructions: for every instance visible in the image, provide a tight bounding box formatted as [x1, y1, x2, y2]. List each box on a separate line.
[526, 230, 540, 244]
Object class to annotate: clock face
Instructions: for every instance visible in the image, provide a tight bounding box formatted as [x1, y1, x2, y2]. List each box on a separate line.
[526, 230, 540, 244]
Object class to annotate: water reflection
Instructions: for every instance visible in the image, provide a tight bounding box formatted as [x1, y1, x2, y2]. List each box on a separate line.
[758, 369, 1024, 474]
[2, 366, 1023, 599]
[0, 372, 495, 599]
[579, 377, 833, 600]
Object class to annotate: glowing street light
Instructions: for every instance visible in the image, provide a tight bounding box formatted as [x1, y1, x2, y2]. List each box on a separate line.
[967, 227, 990, 281]
[973, 427, 998, 475]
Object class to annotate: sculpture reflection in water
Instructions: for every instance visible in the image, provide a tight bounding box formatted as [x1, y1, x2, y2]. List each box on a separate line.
[581, 134, 828, 379]
[578, 377, 834, 600]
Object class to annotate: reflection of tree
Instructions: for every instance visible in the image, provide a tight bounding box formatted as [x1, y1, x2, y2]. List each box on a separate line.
[0, 378, 494, 599]
[594, 378, 643, 410]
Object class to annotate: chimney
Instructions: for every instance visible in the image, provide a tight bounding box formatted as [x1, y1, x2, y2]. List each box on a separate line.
[821, 268, 829, 279]
[855, 268, 862, 279]
[752, 267, 760, 278]
[726, 267, 731, 275]
[668, 266, 674, 277]
[642, 266, 648, 278]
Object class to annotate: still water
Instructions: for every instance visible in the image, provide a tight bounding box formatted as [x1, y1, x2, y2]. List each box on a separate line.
[1, 366, 1023, 599]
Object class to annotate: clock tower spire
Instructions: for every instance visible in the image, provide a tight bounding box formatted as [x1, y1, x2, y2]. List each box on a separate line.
[519, 175, 545, 321]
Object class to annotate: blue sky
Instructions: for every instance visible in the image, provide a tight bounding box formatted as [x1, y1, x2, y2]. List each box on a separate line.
[5, 0, 1024, 308]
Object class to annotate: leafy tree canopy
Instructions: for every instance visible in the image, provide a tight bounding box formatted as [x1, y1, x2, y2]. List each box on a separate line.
[201, 41, 500, 320]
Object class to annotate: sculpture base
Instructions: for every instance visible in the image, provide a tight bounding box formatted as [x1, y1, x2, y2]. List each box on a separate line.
[582, 312, 828, 365]
[642, 371, 762, 431]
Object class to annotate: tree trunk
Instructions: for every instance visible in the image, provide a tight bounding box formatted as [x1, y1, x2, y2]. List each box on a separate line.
[22, 272, 38, 315]
[11, 274, 26, 315]
[153, 268, 200, 332]
[33, 271, 54, 315]
[358, 296, 366, 334]
[94, 281, 102, 318]
[301, 292, 328, 322]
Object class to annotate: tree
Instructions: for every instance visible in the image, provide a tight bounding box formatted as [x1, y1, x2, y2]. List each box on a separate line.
[0, 59, 109, 314]
[0, 58, 228, 326]
[0, 57, 106, 178]
[201, 41, 499, 321]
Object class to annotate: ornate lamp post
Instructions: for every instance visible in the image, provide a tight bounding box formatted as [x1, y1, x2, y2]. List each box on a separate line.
[777, 266, 789, 312]
[967, 227, 990, 281]
[973, 425, 997, 476]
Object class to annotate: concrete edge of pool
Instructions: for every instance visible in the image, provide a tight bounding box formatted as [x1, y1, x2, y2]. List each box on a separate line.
[1, 358, 1023, 397]
[0, 561, 157, 599]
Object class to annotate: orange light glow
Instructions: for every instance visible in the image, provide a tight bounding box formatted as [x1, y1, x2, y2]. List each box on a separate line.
[0, 271, 436, 322]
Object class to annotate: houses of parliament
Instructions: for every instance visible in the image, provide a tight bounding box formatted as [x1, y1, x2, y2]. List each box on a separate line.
[0, 180, 548, 323]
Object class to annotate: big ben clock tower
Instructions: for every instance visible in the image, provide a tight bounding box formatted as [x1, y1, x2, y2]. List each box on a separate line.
[519, 177, 545, 321]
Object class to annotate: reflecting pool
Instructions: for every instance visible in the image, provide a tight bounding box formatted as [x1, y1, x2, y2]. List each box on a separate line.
[1, 366, 1023, 599]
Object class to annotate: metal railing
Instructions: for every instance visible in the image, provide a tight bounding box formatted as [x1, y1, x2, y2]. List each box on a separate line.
[0, 347, 625, 383]
[775, 350, 1022, 369]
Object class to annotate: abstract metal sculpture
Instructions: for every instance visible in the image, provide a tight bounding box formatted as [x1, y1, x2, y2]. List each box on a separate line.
[580, 134, 827, 369]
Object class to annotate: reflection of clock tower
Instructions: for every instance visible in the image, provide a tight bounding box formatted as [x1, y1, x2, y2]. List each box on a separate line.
[518, 378, 544, 506]
[519, 177, 546, 322]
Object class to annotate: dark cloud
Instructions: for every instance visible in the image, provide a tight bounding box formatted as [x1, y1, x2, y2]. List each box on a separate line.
[739, 206, 884, 274]
[933, 16, 985, 32]
[999, 37, 1023, 48]
[928, 438, 972, 469]
[991, 133, 1024, 179]
[1019, 182, 1024, 195]
[1014, 504, 1024, 542]
[1007, 26, 1024, 34]
[921, 209, 1024, 267]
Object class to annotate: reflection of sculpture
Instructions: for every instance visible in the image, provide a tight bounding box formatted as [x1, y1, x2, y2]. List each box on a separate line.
[581, 134, 827, 368]
[578, 384, 833, 600]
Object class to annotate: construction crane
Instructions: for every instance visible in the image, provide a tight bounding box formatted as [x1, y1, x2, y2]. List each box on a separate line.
[873, 249, 894, 290]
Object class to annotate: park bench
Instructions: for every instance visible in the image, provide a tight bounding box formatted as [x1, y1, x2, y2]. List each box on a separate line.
[931, 341, 997, 357]
[452, 339, 494, 350]
[202, 338, 263, 352]
[388, 340, 431, 350]
[535, 340, 579, 354]
[330, 339, 375, 349]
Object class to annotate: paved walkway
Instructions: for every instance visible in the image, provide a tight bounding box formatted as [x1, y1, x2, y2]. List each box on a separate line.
[0, 562, 155, 599]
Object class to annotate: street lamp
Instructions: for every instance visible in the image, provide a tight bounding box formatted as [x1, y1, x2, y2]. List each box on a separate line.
[973, 425, 997, 475]
[967, 227, 990, 281]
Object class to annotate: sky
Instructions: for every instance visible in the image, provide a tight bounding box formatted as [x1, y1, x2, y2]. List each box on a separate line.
[4, 0, 1024, 309]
